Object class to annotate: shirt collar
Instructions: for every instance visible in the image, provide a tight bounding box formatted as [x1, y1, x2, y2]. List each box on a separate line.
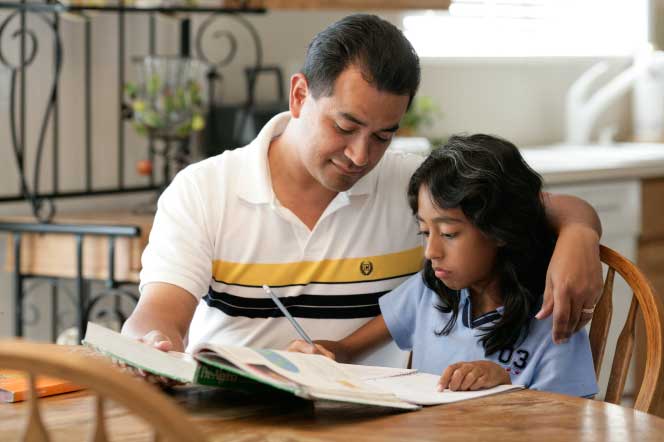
[459, 288, 504, 329]
[236, 112, 290, 205]
[235, 112, 379, 204]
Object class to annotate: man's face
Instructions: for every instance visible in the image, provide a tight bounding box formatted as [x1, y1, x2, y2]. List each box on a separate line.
[291, 66, 410, 192]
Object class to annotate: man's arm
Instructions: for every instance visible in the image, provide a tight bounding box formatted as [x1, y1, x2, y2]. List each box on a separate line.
[543, 192, 602, 237]
[121, 282, 198, 353]
[537, 192, 604, 344]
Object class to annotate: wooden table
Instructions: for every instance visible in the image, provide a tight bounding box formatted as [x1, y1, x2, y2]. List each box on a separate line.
[2, 387, 664, 441]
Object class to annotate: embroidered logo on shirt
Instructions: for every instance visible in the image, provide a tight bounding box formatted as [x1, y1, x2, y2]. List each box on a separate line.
[360, 260, 374, 276]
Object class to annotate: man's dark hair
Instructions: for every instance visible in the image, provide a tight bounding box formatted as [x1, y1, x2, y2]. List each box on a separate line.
[302, 14, 420, 107]
[407, 134, 557, 356]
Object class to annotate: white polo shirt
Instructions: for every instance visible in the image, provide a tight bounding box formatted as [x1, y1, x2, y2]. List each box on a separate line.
[140, 112, 424, 366]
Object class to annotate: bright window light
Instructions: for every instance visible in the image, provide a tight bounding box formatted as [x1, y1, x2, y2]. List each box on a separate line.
[403, 0, 649, 58]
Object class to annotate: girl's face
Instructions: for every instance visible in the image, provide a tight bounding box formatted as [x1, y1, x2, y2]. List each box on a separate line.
[417, 185, 500, 294]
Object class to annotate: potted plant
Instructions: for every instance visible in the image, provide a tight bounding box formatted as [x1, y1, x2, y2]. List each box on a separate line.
[125, 56, 208, 178]
[125, 56, 207, 141]
[398, 96, 440, 137]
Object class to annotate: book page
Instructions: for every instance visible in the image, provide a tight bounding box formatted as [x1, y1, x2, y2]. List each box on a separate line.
[337, 363, 417, 381]
[195, 344, 393, 397]
[366, 372, 524, 405]
[195, 347, 419, 410]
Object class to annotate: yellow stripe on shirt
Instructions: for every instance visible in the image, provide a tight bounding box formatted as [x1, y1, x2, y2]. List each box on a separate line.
[211, 246, 424, 287]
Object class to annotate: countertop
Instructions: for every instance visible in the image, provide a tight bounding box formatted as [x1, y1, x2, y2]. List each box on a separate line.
[521, 143, 664, 185]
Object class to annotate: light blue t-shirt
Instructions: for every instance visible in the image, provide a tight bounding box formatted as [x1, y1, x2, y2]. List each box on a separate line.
[379, 273, 598, 398]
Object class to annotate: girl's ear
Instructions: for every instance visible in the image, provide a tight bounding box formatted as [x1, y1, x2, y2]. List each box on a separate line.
[289, 73, 309, 118]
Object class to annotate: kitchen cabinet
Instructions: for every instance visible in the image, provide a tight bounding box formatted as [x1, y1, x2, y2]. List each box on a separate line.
[637, 177, 664, 417]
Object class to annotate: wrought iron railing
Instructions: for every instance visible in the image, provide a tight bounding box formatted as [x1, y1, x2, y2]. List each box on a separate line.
[0, 0, 266, 222]
[0, 1, 267, 341]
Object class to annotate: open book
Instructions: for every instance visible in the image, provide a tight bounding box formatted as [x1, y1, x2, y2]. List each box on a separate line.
[83, 322, 523, 410]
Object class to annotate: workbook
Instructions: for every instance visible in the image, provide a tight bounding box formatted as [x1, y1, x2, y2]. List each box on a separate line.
[0, 370, 83, 403]
[83, 322, 523, 410]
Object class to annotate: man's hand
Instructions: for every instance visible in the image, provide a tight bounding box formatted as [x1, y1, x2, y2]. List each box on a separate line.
[119, 282, 197, 386]
[113, 329, 183, 388]
[139, 329, 178, 352]
[286, 339, 338, 361]
[536, 224, 603, 344]
[438, 361, 510, 391]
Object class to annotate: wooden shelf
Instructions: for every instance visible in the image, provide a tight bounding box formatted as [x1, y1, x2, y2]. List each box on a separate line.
[0, 1, 266, 14]
[0, 0, 449, 13]
[260, 0, 450, 9]
[1, 211, 154, 283]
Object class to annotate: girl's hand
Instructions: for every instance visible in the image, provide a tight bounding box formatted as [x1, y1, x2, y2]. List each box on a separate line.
[438, 360, 510, 391]
[286, 339, 337, 360]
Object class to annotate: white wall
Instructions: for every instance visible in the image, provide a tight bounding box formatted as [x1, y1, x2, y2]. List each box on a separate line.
[0, 9, 633, 339]
[192, 10, 631, 146]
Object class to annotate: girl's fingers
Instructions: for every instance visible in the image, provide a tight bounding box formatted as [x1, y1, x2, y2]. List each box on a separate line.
[440, 362, 508, 392]
[448, 364, 473, 391]
[469, 375, 488, 391]
[286, 339, 317, 354]
[314, 344, 336, 360]
[438, 363, 461, 391]
[287, 340, 336, 360]
[459, 368, 480, 391]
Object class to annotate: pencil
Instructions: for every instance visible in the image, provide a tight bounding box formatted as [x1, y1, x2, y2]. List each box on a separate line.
[262, 285, 315, 346]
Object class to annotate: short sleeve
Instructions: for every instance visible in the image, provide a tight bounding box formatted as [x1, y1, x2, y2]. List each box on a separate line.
[139, 168, 213, 301]
[379, 273, 426, 351]
[527, 320, 598, 397]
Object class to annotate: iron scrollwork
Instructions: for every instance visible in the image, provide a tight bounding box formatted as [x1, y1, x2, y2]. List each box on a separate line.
[195, 12, 263, 149]
[0, 9, 62, 222]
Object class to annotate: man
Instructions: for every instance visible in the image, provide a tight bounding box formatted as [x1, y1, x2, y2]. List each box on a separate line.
[122, 14, 603, 364]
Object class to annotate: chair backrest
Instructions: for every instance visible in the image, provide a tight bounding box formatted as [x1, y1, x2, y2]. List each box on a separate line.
[0, 340, 208, 442]
[589, 245, 664, 413]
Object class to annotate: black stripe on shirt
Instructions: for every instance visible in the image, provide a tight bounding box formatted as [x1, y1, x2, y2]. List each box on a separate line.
[462, 297, 502, 328]
[202, 288, 387, 319]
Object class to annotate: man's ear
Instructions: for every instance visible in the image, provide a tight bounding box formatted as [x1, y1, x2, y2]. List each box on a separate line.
[289, 73, 309, 118]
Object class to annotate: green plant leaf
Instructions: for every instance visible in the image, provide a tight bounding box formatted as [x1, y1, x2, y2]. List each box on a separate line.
[147, 74, 161, 97]
[401, 96, 441, 134]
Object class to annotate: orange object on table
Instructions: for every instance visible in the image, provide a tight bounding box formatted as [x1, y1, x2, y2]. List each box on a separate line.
[0, 370, 83, 403]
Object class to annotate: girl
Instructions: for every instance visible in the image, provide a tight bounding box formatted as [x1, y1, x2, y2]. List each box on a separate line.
[289, 134, 598, 397]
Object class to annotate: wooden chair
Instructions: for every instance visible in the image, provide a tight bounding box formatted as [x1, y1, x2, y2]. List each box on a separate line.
[0, 340, 208, 442]
[589, 245, 664, 414]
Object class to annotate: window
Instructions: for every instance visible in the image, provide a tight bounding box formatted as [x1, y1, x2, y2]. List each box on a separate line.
[403, 0, 649, 58]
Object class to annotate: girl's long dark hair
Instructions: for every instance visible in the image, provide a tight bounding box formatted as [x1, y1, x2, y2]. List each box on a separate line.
[408, 134, 556, 356]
